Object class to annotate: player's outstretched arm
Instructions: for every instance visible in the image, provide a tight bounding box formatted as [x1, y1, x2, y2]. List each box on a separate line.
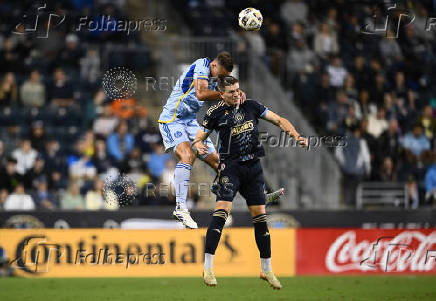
[192, 128, 210, 155]
[262, 110, 308, 147]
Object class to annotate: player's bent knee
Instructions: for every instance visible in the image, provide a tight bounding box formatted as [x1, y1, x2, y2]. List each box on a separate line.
[215, 200, 232, 214]
[249, 205, 266, 217]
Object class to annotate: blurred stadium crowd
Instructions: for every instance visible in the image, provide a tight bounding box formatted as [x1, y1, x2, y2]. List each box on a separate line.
[0, 0, 177, 210]
[175, 0, 436, 207]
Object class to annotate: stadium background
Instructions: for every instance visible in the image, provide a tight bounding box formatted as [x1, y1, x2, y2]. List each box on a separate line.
[0, 0, 436, 300]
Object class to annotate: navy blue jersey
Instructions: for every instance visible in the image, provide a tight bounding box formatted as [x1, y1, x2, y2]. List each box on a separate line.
[201, 99, 268, 162]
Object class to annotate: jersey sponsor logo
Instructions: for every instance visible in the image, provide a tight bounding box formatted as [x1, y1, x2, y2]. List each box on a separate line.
[231, 120, 254, 136]
[174, 131, 182, 138]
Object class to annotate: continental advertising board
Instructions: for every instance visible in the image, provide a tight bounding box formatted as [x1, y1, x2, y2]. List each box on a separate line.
[0, 228, 295, 277]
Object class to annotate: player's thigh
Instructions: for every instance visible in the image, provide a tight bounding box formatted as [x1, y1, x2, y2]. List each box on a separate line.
[185, 119, 216, 160]
[159, 121, 194, 162]
[215, 161, 241, 203]
[159, 121, 190, 150]
[240, 160, 266, 206]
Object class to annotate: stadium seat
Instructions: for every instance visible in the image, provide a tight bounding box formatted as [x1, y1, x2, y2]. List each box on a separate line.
[356, 182, 408, 209]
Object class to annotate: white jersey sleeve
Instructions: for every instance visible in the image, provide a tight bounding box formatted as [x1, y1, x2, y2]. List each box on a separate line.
[193, 58, 211, 80]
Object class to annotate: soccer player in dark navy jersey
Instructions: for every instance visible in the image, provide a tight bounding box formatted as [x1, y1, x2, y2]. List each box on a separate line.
[193, 75, 308, 289]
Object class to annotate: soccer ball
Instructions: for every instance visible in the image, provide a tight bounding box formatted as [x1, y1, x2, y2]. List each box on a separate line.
[238, 8, 263, 31]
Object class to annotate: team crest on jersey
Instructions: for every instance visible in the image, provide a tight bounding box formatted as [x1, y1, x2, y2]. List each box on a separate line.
[174, 131, 182, 138]
[234, 112, 244, 122]
[220, 176, 229, 184]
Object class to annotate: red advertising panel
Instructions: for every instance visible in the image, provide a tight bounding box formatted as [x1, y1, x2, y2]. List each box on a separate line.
[296, 229, 436, 275]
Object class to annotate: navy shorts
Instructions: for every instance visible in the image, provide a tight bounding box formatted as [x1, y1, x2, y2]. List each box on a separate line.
[215, 159, 266, 206]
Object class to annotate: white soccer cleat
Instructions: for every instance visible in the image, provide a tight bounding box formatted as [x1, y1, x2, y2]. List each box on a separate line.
[173, 208, 198, 229]
[265, 188, 285, 207]
[203, 269, 217, 287]
[260, 271, 282, 290]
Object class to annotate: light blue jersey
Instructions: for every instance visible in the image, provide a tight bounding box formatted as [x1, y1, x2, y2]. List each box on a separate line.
[158, 57, 216, 123]
[158, 57, 217, 157]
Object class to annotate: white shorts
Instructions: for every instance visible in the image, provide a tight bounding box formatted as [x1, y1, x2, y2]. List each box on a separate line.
[159, 118, 216, 160]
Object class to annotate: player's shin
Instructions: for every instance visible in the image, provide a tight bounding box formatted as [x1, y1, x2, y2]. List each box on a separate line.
[252, 213, 272, 273]
[174, 163, 192, 209]
[204, 209, 228, 269]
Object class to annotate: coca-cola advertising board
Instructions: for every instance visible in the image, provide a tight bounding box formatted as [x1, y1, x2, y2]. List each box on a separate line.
[296, 229, 436, 275]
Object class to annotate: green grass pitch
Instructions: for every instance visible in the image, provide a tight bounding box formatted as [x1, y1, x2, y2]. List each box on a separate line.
[1, 276, 436, 301]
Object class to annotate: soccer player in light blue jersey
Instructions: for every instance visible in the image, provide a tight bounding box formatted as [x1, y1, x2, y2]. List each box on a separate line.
[158, 52, 234, 228]
[158, 52, 283, 228]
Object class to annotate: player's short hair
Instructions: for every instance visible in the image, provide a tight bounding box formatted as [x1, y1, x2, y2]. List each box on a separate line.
[215, 51, 234, 72]
[218, 75, 239, 91]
